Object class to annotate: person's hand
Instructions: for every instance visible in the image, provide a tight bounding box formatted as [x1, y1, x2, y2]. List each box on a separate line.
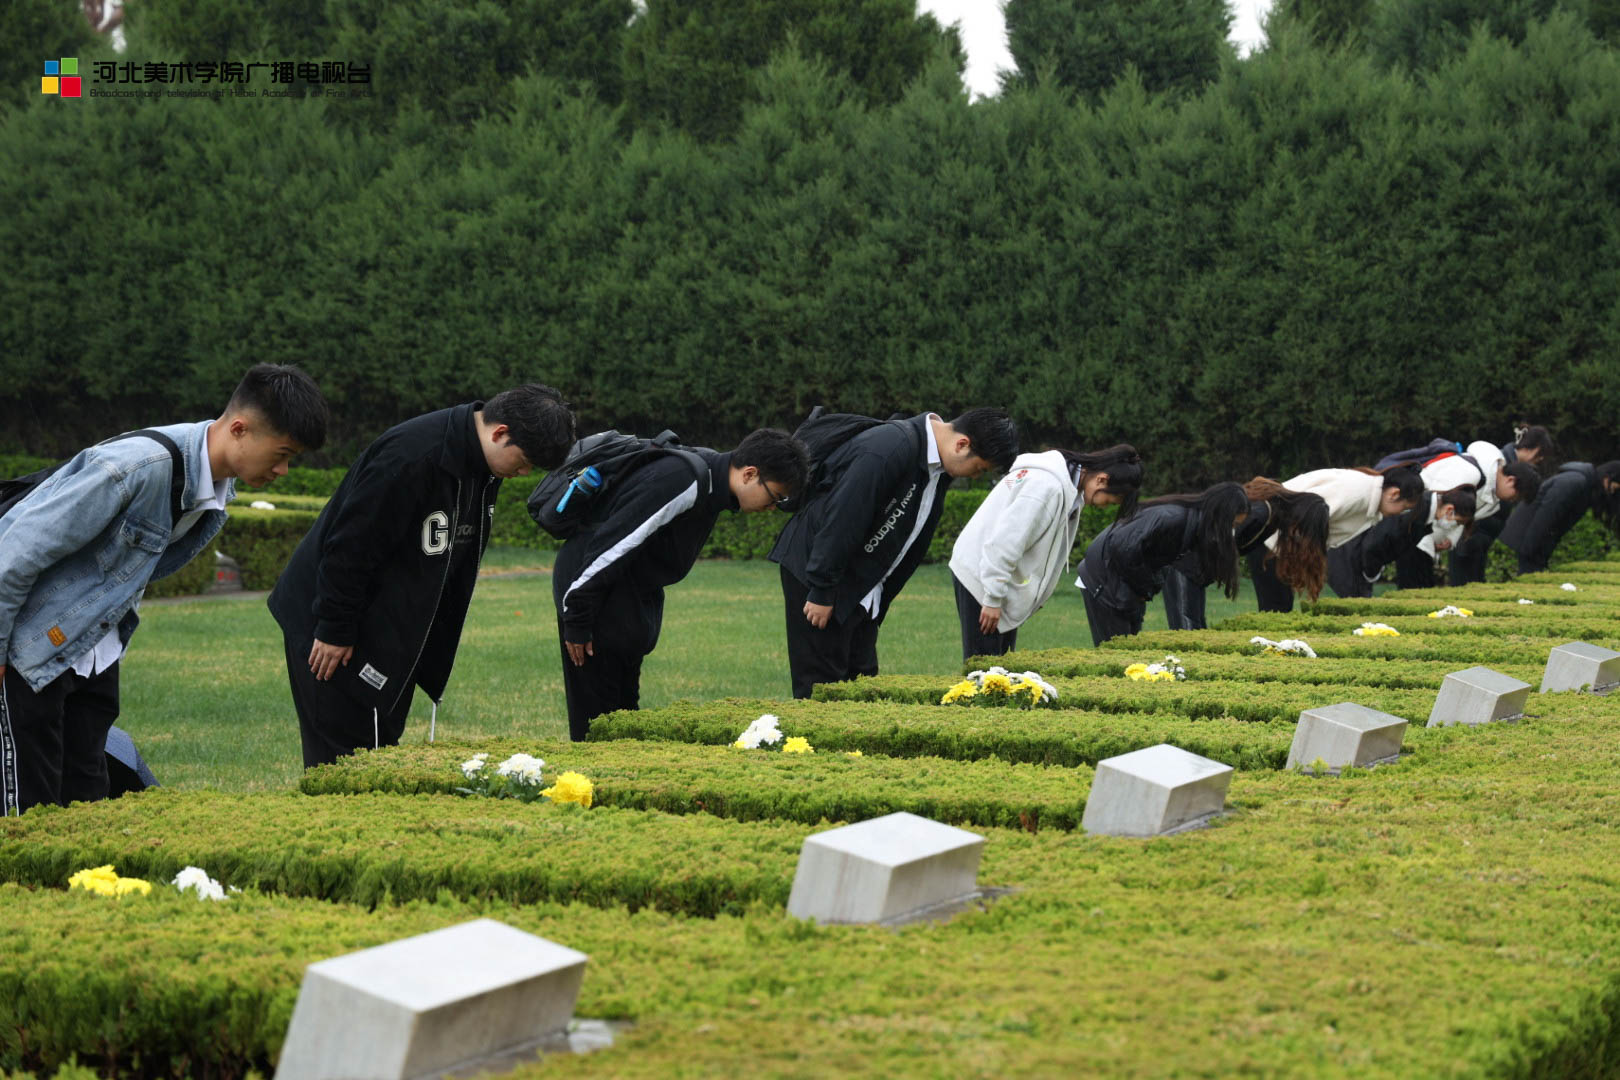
[0, 664, 7, 684]
[1435, 538, 1453, 551]
[978, 605, 1002, 635]
[565, 640, 594, 667]
[308, 640, 354, 681]
[803, 601, 833, 629]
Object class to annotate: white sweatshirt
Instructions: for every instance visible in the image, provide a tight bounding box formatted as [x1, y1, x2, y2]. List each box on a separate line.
[1275, 469, 1386, 550]
[949, 450, 1082, 632]
[1416, 440, 1506, 559]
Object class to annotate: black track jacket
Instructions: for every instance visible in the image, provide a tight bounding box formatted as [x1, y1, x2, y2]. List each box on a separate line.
[553, 450, 735, 655]
[268, 402, 497, 714]
[768, 414, 944, 624]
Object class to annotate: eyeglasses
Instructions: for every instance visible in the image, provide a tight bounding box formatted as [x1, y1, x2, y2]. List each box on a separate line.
[759, 476, 791, 508]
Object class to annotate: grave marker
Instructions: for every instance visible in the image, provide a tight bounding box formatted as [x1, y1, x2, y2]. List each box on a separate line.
[1081, 743, 1233, 837]
[786, 812, 985, 925]
[1426, 666, 1531, 727]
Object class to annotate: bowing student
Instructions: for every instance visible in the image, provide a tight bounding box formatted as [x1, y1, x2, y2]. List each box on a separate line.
[1162, 478, 1328, 629]
[1448, 425, 1557, 584]
[1075, 482, 1247, 646]
[949, 444, 1143, 659]
[1268, 466, 1424, 603]
[1503, 460, 1620, 575]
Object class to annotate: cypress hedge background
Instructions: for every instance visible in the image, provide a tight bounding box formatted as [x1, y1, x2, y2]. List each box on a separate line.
[3, 0, 1619, 491]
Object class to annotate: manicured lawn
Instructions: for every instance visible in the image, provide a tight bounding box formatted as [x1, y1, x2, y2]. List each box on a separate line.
[119, 551, 1258, 793]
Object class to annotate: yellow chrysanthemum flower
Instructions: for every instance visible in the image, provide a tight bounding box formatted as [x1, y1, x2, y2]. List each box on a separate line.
[541, 770, 595, 808]
[782, 736, 814, 754]
[846, 750, 863, 758]
[980, 672, 1014, 694]
[1124, 663, 1148, 680]
[732, 739, 748, 749]
[69, 864, 150, 897]
[940, 680, 978, 704]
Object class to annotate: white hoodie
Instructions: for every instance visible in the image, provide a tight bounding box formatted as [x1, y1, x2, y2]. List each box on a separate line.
[1274, 468, 1386, 550]
[949, 450, 1082, 632]
[1417, 440, 1506, 559]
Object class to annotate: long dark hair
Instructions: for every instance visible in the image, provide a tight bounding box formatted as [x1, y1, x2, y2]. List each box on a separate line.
[1059, 444, 1145, 520]
[1243, 478, 1328, 600]
[1141, 482, 1248, 599]
[1594, 462, 1620, 537]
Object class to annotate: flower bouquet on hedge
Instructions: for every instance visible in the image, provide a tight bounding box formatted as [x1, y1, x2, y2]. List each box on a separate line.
[732, 714, 817, 753]
[1124, 656, 1186, 682]
[940, 667, 1058, 708]
[1426, 605, 1473, 619]
[1353, 623, 1400, 637]
[457, 752, 594, 808]
[1250, 636, 1317, 657]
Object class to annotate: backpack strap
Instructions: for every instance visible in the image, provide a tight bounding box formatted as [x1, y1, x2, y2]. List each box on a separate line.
[113, 430, 187, 526]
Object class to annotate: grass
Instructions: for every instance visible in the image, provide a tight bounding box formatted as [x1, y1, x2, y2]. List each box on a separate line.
[119, 550, 1259, 794]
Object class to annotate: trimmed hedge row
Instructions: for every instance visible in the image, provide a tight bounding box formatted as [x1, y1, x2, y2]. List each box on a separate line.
[813, 674, 1437, 724]
[1215, 610, 1620, 644]
[0, 792, 808, 916]
[991, 646, 1544, 689]
[586, 698, 1301, 770]
[300, 738, 1096, 831]
[1111, 629, 1598, 666]
[6, 701, 1620, 1078]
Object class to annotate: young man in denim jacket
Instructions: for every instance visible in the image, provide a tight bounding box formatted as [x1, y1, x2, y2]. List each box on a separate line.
[0, 364, 327, 814]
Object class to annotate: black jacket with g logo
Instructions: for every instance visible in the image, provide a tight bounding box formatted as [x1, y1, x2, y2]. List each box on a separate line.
[268, 402, 497, 712]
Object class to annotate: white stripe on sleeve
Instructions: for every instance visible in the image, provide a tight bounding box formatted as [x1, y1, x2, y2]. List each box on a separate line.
[561, 482, 700, 614]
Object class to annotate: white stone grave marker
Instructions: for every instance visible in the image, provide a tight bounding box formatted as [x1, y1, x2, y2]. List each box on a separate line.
[1285, 702, 1407, 774]
[1539, 641, 1620, 694]
[1426, 666, 1531, 727]
[786, 811, 985, 925]
[1081, 743, 1233, 837]
[274, 918, 588, 1080]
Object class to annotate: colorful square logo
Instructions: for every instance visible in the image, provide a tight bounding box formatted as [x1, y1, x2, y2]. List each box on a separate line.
[41, 58, 80, 97]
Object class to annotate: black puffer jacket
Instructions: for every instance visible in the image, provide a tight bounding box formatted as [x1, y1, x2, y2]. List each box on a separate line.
[1504, 462, 1595, 573]
[1079, 503, 1202, 612]
[268, 403, 497, 713]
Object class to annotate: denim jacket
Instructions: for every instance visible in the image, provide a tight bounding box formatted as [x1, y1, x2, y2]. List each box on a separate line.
[0, 421, 232, 691]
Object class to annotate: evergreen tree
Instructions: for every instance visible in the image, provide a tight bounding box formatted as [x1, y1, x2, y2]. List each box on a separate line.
[620, 0, 963, 141]
[1000, 0, 1232, 100]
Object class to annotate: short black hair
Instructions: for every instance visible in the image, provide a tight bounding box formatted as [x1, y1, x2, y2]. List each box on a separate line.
[949, 407, 1019, 471]
[227, 364, 328, 450]
[1502, 459, 1542, 504]
[484, 384, 575, 469]
[734, 428, 810, 495]
[1381, 465, 1425, 506]
[1514, 424, 1557, 463]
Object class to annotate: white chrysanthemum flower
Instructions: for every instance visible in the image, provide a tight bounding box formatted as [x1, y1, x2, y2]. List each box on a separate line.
[1561, 583, 1578, 592]
[172, 866, 228, 901]
[496, 753, 545, 784]
[734, 714, 783, 749]
[1518, 598, 1535, 605]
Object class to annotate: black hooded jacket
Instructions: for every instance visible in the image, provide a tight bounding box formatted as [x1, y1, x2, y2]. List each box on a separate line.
[552, 450, 736, 655]
[768, 414, 945, 624]
[268, 402, 497, 714]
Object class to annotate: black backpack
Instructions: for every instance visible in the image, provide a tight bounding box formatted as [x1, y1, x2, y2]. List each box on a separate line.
[1374, 437, 1487, 490]
[0, 430, 186, 524]
[526, 429, 709, 540]
[782, 407, 918, 512]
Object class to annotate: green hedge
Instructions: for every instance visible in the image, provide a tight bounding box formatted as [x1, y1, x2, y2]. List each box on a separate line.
[300, 738, 1093, 831]
[813, 674, 1437, 725]
[993, 646, 1545, 690]
[0, 792, 805, 917]
[6, 701, 1620, 1078]
[217, 507, 322, 591]
[1214, 610, 1620, 644]
[586, 698, 1301, 770]
[1112, 629, 1605, 666]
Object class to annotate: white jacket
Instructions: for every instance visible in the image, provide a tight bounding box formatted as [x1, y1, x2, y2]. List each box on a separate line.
[949, 450, 1081, 632]
[1416, 441, 1504, 559]
[1275, 469, 1386, 550]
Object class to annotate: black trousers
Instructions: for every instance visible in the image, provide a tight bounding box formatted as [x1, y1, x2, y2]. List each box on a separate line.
[283, 635, 412, 768]
[1081, 586, 1144, 647]
[952, 573, 1017, 662]
[1246, 549, 1296, 613]
[781, 565, 879, 699]
[1, 661, 119, 815]
[558, 624, 645, 741]
[1161, 567, 1207, 630]
[1338, 511, 1432, 593]
[1448, 513, 1505, 585]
